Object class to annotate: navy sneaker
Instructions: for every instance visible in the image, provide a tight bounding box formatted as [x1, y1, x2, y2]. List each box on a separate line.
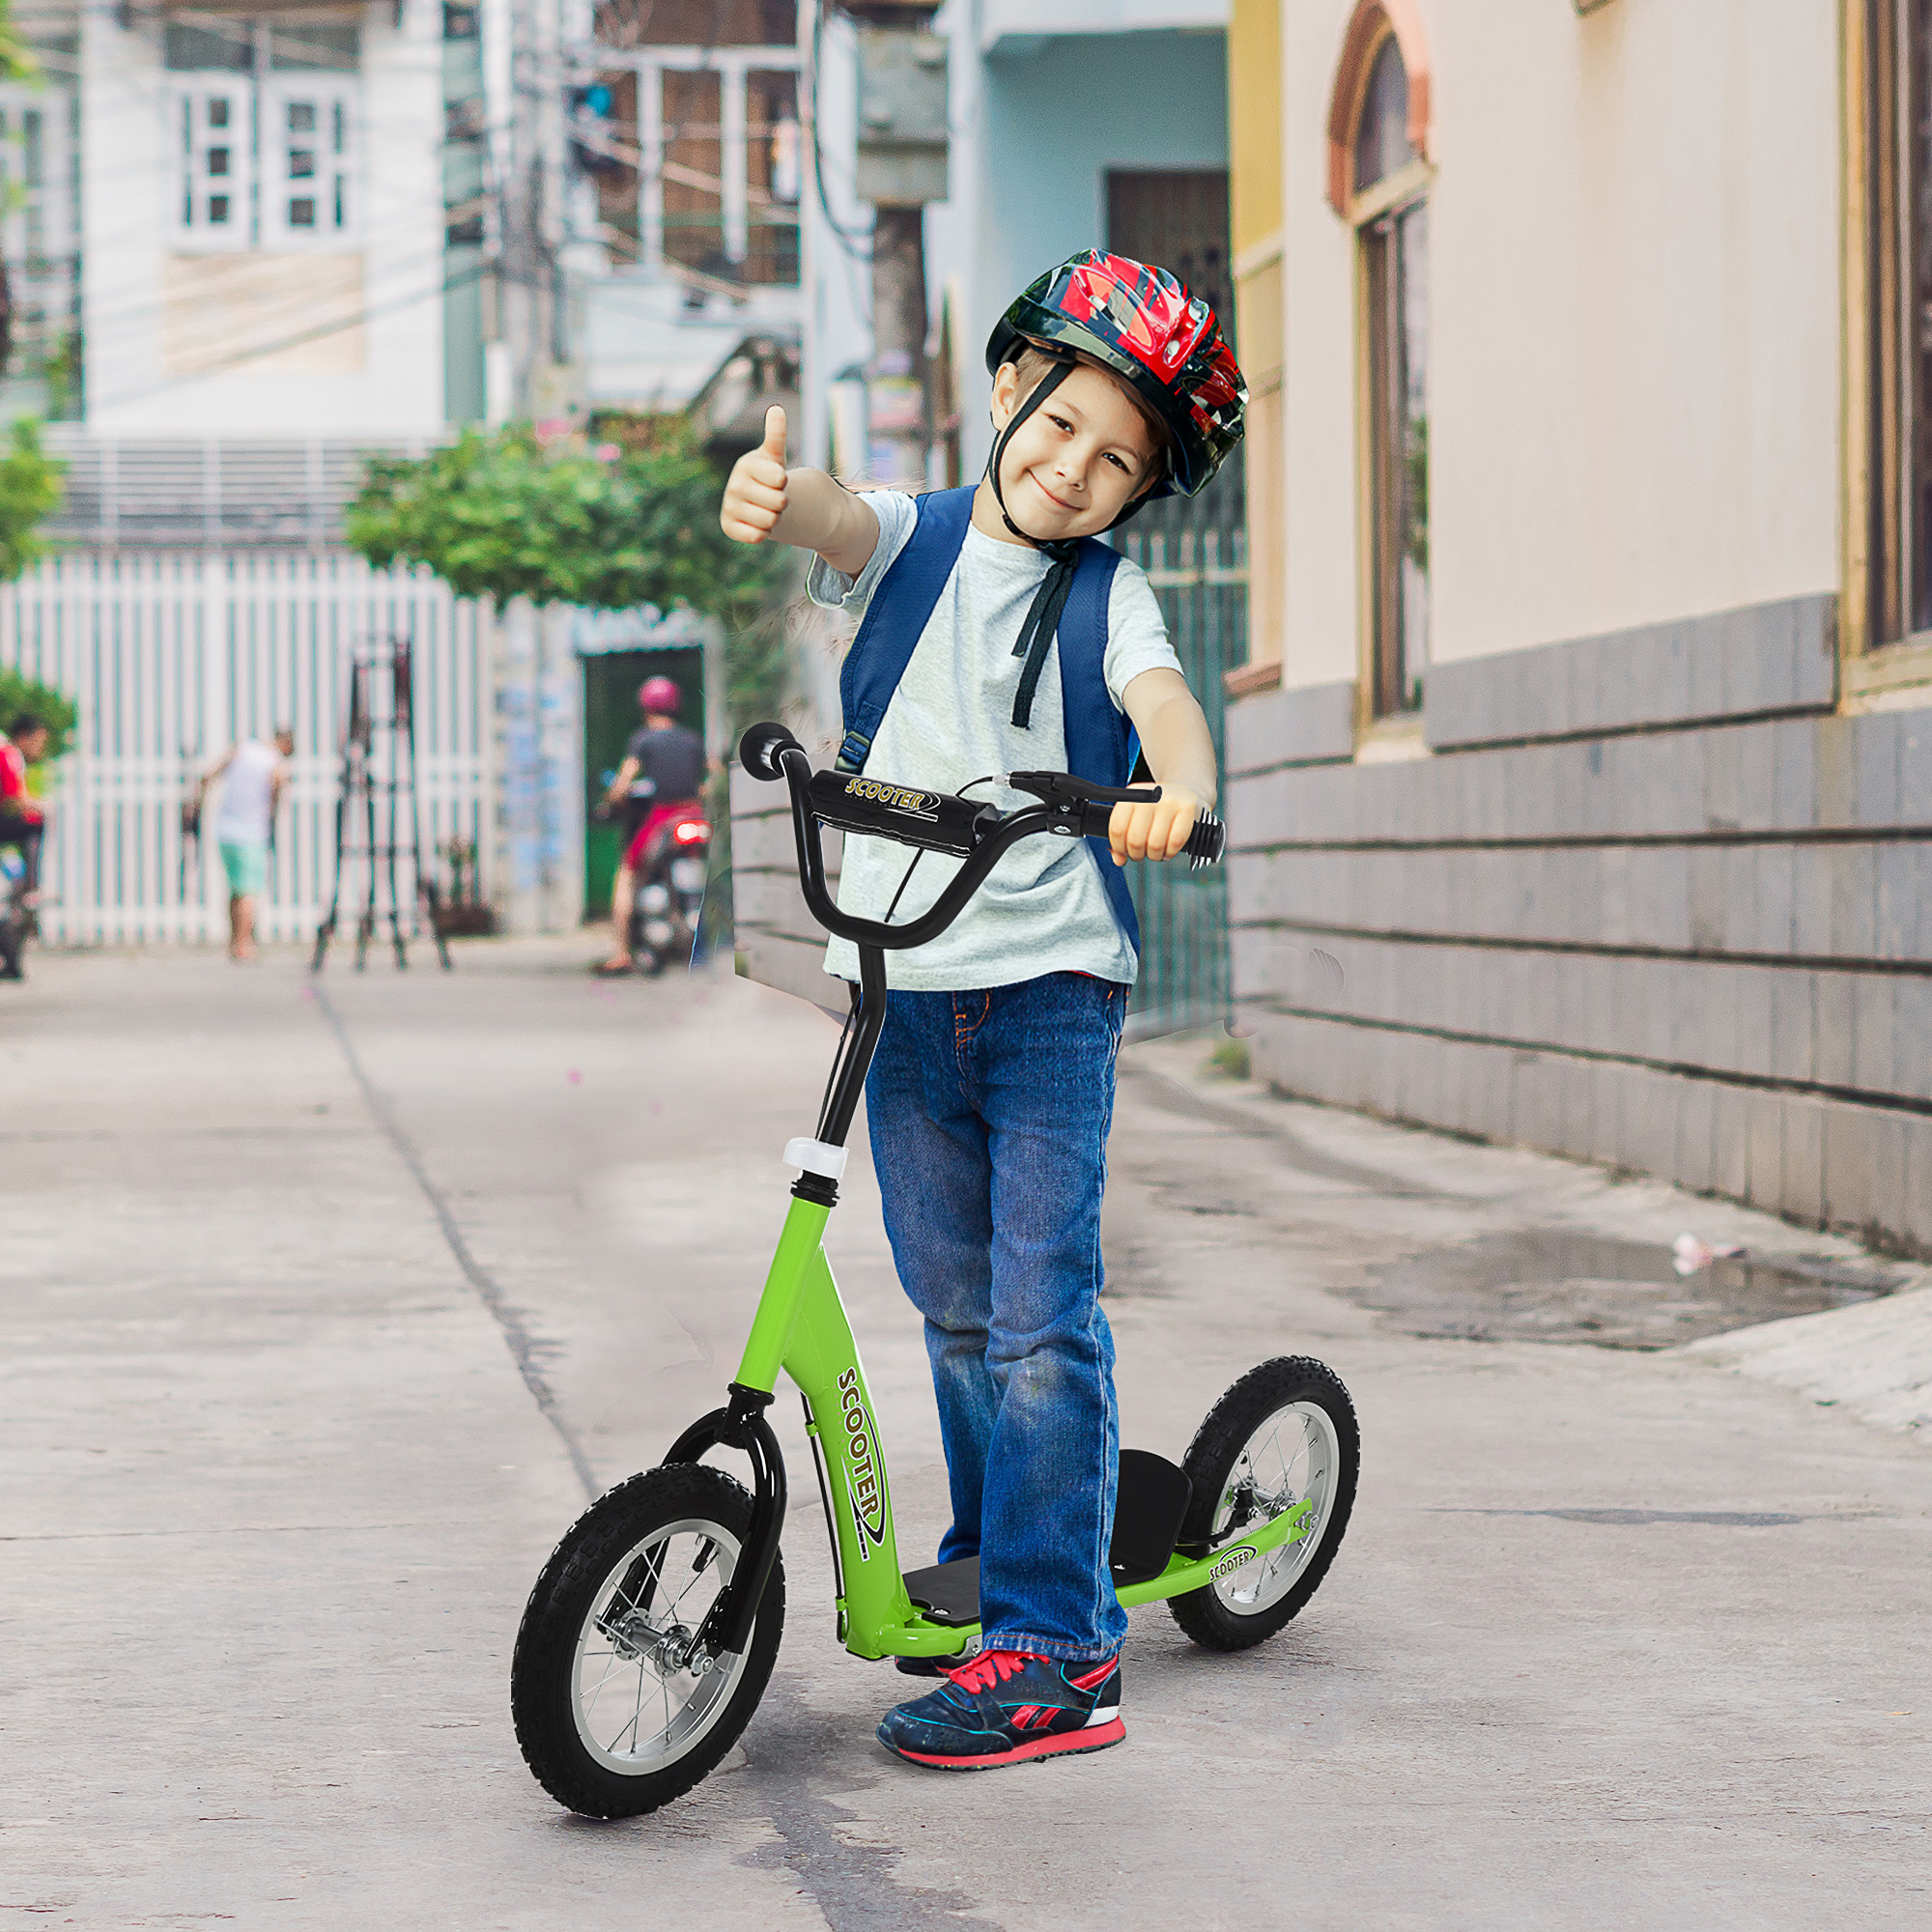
[895, 1643, 975, 1678]
[876, 1649, 1124, 1769]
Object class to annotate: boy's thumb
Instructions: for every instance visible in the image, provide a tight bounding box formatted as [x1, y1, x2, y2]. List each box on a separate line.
[760, 405, 788, 465]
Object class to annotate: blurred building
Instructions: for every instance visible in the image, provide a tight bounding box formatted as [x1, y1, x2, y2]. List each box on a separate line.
[573, 0, 803, 422]
[1224, 0, 1932, 1251]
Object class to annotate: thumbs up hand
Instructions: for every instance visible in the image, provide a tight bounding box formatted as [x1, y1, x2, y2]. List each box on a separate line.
[721, 405, 791, 545]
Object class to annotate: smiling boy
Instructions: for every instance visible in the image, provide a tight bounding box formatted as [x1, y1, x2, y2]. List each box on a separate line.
[721, 252, 1246, 1768]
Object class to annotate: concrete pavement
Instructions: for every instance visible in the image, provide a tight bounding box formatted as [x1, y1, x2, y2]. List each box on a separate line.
[1, 939, 1926, 1930]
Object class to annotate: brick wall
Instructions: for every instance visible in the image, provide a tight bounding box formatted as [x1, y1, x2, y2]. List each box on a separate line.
[1225, 594, 1932, 1254]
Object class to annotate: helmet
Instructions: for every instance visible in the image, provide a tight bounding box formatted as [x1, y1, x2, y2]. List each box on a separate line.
[985, 251, 1247, 497]
[638, 675, 682, 716]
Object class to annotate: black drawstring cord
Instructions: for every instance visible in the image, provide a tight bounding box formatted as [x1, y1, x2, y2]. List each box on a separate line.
[1009, 550, 1078, 728]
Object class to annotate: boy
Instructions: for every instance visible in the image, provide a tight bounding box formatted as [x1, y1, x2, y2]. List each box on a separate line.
[721, 252, 1246, 1769]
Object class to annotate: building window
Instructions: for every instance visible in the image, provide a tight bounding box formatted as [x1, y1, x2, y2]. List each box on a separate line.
[1862, 0, 1932, 648]
[166, 14, 360, 251]
[590, 0, 801, 289]
[1342, 23, 1431, 719]
[0, 80, 81, 414]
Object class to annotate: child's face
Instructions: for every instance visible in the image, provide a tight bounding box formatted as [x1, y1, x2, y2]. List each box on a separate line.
[988, 360, 1161, 540]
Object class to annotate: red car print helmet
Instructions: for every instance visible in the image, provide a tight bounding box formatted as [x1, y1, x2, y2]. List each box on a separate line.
[985, 250, 1248, 498]
[638, 675, 682, 716]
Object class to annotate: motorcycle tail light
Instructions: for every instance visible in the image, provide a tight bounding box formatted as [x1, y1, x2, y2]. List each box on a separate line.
[673, 820, 708, 843]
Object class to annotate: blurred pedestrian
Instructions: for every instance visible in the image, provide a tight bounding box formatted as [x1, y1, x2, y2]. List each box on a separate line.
[200, 728, 294, 962]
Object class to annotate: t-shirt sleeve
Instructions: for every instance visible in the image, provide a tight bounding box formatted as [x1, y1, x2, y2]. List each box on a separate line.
[805, 490, 920, 616]
[1102, 558, 1186, 712]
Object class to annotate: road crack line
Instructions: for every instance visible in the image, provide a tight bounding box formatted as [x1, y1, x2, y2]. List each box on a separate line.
[312, 983, 597, 1499]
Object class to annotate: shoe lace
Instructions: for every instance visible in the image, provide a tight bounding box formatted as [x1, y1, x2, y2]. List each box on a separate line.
[945, 1648, 1039, 1693]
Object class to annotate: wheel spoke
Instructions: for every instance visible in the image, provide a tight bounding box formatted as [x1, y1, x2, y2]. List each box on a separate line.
[1206, 1400, 1345, 1619]
[556, 1507, 761, 1779]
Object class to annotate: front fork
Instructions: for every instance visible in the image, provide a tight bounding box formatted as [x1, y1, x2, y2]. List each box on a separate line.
[664, 1192, 951, 1665]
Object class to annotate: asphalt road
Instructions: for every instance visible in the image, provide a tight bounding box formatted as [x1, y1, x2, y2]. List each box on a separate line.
[2, 940, 1926, 1930]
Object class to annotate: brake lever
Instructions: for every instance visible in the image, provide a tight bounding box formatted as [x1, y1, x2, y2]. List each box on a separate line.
[1005, 770, 1163, 809]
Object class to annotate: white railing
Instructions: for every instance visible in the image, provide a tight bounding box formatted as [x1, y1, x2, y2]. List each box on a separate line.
[0, 553, 492, 948]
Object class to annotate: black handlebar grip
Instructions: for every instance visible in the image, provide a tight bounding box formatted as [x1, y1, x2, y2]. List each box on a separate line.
[1185, 814, 1226, 867]
[739, 721, 801, 781]
[1076, 801, 1227, 866]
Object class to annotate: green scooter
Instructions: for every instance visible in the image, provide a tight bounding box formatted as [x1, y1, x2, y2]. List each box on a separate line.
[511, 724, 1360, 1817]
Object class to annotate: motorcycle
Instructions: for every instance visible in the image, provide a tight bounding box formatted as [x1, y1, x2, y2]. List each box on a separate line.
[598, 798, 711, 977]
[0, 841, 35, 980]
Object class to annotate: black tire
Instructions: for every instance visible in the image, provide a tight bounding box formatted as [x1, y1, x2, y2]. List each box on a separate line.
[511, 1463, 784, 1818]
[1168, 1356, 1359, 1653]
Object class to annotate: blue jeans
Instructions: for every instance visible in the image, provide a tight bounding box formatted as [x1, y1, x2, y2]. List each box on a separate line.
[865, 972, 1128, 1662]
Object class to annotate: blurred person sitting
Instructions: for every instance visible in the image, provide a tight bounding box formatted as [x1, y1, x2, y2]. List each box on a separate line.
[199, 728, 295, 962]
[594, 676, 709, 975]
[0, 711, 51, 909]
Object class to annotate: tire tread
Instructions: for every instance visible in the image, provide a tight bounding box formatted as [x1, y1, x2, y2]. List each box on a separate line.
[511, 1463, 784, 1818]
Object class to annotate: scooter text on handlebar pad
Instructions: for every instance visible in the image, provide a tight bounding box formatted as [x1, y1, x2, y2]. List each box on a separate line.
[805, 770, 999, 858]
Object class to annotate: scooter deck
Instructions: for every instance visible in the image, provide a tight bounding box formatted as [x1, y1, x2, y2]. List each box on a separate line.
[901, 1449, 1195, 1627]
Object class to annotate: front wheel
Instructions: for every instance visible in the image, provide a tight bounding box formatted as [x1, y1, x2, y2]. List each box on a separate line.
[511, 1463, 784, 1818]
[1168, 1356, 1359, 1653]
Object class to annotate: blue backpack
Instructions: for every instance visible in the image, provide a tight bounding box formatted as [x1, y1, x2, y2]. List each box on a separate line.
[834, 486, 1142, 953]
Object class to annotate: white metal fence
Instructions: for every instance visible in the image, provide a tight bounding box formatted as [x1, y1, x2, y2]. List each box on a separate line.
[0, 553, 492, 947]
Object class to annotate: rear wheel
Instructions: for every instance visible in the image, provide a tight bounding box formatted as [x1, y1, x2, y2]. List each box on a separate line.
[511, 1463, 784, 1817]
[1168, 1356, 1358, 1652]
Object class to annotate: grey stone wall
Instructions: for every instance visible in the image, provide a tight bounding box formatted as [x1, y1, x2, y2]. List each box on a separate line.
[729, 765, 847, 1017]
[1226, 594, 1932, 1254]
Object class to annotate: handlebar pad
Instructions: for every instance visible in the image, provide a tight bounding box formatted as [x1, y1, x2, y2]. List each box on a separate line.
[740, 722, 802, 781]
[808, 770, 998, 858]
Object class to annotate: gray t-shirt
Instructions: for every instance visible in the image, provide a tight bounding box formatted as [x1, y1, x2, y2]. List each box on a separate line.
[808, 490, 1185, 991]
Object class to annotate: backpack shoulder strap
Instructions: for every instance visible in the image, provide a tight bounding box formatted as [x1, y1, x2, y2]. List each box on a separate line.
[1057, 538, 1142, 955]
[835, 487, 976, 773]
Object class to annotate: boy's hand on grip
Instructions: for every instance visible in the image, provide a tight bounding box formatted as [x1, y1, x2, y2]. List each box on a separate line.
[1108, 786, 1205, 867]
[721, 405, 790, 544]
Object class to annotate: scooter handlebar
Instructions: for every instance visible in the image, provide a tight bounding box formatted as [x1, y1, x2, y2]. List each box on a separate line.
[736, 723, 1225, 950]
[1070, 797, 1225, 866]
[739, 722, 802, 782]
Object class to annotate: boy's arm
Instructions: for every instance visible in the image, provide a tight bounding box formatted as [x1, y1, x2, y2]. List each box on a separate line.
[720, 406, 879, 580]
[1109, 668, 1218, 866]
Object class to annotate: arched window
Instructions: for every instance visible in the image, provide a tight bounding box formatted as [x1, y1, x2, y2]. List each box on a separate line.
[1328, 4, 1432, 720]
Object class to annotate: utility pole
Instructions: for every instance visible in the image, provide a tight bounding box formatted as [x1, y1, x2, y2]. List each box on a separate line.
[496, 0, 574, 421]
[841, 2, 949, 486]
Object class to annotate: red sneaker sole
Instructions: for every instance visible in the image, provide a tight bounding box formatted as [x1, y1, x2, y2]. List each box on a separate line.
[885, 1719, 1125, 1770]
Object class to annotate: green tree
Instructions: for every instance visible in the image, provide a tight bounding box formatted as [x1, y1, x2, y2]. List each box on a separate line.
[0, 413, 71, 774]
[0, 5, 34, 80]
[346, 422, 781, 616]
[0, 664, 76, 764]
[0, 419, 64, 582]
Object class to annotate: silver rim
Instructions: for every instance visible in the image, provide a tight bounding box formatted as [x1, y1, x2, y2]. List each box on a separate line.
[570, 1518, 754, 1776]
[1208, 1400, 1342, 1617]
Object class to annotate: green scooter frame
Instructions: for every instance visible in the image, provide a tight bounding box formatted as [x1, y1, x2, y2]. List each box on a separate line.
[735, 1191, 1316, 1666]
[510, 724, 1357, 1818]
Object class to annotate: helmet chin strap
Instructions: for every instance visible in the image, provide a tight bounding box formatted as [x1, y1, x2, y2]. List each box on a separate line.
[986, 356, 1083, 730]
[985, 354, 1162, 730]
[986, 355, 1079, 554]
